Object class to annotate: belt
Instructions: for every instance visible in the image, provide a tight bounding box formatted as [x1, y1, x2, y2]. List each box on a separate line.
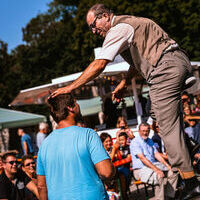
[162, 43, 179, 55]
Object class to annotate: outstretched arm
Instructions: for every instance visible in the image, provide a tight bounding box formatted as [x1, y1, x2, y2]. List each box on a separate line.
[51, 59, 109, 98]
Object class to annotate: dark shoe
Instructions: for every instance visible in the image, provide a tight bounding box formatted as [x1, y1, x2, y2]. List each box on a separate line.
[183, 76, 197, 90]
[182, 185, 200, 200]
[182, 177, 200, 200]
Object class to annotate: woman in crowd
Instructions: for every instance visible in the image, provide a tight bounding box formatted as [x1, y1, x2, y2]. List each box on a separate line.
[100, 132, 128, 200]
[116, 116, 134, 142]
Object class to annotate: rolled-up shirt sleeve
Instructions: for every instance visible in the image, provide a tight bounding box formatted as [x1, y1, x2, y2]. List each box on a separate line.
[96, 23, 134, 61]
[130, 140, 143, 156]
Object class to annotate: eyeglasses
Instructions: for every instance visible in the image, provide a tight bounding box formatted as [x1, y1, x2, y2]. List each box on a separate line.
[89, 14, 102, 30]
[6, 161, 20, 165]
[25, 161, 35, 167]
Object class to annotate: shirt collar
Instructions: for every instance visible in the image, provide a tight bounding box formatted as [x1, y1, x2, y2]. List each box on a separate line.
[139, 135, 149, 142]
[111, 15, 116, 26]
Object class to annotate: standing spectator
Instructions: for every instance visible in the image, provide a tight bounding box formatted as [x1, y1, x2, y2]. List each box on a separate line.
[103, 97, 118, 129]
[36, 122, 49, 150]
[37, 94, 115, 199]
[22, 155, 37, 200]
[116, 116, 134, 142]
[0, 152, 38, 199]
[130, 123, 177, 199]
[18, 128, 34, 155]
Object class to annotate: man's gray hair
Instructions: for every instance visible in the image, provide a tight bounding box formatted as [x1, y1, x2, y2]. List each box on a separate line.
[88, 4, 113, 16]
[138, 122, 150, 130]
[39, 122, 49, 130]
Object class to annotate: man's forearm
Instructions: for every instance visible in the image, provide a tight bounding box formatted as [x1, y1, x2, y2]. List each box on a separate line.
[140, 156, 160, 172]
[68, 59, 109, 91]
[154, 152, 170, 168]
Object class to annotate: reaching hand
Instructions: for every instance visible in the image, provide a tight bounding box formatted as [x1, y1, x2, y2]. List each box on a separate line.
[48, 86, 72, 99]
[112, 79, 127, 103]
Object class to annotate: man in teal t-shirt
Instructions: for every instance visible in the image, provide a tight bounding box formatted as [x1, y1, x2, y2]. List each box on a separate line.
[37, 94, 115, 200]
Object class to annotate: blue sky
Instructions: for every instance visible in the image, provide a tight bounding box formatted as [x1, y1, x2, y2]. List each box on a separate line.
[0, 0, 51, 52]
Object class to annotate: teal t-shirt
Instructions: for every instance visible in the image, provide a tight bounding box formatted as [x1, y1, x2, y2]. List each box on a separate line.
[37, 126, 109, 200]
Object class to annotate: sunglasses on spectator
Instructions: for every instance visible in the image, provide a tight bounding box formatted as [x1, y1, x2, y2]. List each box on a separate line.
[89, 13, 103, 30]
[5, 161, 20, 165]
[25, 161, 35, 167]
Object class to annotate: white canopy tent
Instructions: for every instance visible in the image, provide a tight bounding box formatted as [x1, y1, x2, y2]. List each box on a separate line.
[0, 108, 46, 130]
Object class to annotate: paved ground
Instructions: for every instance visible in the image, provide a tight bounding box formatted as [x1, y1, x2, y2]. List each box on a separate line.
[127, 175, 200, 200]
[128, 180, 155, 200]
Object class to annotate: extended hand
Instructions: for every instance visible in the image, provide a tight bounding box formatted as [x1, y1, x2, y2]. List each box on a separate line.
[112, 79, 127, 103]
[49, 86, 72, 98]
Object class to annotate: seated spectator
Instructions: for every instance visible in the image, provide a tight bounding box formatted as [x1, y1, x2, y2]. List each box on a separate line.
[36, 122, 49, 150]
[151, 121, 168, 160]
[130, 122, 178, 200]
[100, 132, 117, 161]
[100, 132, 127, 199]
[22, 155, 37, 184]
[22, 155, 37, 200]
[116, 116, 134, 142]
[0, 152, 39, 199]
[118, 132, 132, 189]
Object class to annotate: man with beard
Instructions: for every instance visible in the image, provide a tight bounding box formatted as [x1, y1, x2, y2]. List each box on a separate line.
[37, 93, 115, 199]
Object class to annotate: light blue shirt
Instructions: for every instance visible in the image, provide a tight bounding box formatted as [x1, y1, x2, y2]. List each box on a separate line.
[37, 126, 109, 200]
[21, 134, 34, 154]
[130, 135, 158, 169]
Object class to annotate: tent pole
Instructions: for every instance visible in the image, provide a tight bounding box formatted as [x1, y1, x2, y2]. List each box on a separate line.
[131, 78, 142, 125]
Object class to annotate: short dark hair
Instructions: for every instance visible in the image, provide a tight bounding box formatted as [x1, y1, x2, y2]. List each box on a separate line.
[118, 132, 128, 139]
[21, 155, 35, 166]
[139, 122, 150, 130]
[100, 132, 112, 143]
[47, 93, 75, 123]
[88, 4, 112, 16]
[2, 152, 17, 162]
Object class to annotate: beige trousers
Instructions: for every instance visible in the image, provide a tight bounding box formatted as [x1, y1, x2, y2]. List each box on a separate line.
[149, 50, 194, 178]
[134, 168, 178, 200]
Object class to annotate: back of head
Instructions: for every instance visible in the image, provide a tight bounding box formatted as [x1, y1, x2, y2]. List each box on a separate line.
[88, 4, 112, 16]
[47, 93, 75, 123]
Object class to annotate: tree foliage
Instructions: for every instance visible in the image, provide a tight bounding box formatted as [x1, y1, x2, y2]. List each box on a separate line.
[0, 0, 199, 112]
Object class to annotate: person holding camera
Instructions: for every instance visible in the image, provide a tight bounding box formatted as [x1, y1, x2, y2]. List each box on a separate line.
[116, 116, 134, 142]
